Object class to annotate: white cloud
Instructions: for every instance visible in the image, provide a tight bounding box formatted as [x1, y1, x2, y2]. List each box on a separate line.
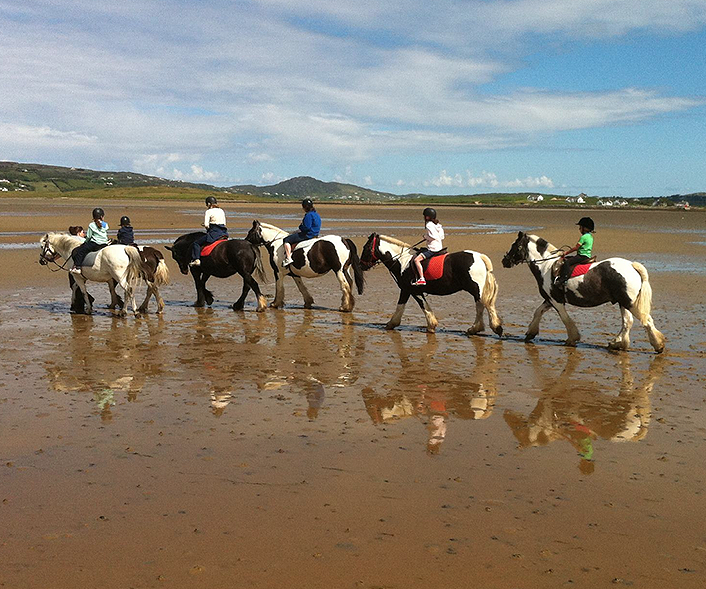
[363, 175, 373, 186]
[172, 165, 221, 182]
[425, 170, 555, 190]
[247, 152, 273, 162]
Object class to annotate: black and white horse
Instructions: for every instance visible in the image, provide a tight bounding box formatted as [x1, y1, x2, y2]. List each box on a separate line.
[502, 232, 665, 352]
[165, 232, 267, 311]
[245, 220, 364, 312]
[359, 233, 503, 335]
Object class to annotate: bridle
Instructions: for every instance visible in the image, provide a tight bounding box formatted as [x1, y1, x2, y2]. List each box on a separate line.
[39, 240, 71, 272]
[363, 234, 423, 270]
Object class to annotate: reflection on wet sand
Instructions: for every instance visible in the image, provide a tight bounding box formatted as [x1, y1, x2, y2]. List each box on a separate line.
[504, 347, 664, 473]
[362, 332, 502, 453]
[43, 314, 167, 421]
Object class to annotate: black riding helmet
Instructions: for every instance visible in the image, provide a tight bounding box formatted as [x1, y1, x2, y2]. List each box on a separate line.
[120, 215, 131, 226]
[92, 207, 105, 219]
[302, 198, 314, 211]
[576, 216, 595, 232]
[423, 207, 437, 220]
[205, 196, 218, 206]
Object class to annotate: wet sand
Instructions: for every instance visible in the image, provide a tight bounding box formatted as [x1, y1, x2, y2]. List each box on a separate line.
[1, 200, 705, 588]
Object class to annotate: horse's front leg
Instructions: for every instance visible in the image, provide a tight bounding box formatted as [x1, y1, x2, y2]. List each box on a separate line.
[74, 276, 93, 314]
[608, 306, 633, 351]
[335, 270, 354, 312]
[413, 293, 438, 333]
[525, 300, 552, 342]
[292, 276, 314, 309]
[551, 301, 580, 346]
[386, 290, 410, 330]
[270, 275, 285, 308]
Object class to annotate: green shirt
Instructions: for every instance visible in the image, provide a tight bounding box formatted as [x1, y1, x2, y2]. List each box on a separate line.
[86, 220, 110, 245]
[578, 233, 593, 257]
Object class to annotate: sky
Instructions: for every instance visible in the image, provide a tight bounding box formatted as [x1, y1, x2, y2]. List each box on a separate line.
[1, 0, 705, 197]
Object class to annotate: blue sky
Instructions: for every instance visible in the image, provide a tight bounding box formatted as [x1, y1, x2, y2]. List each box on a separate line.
[1, 0, 705, 196]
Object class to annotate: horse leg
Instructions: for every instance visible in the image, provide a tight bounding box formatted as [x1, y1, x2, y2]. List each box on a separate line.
[386, 291, 410, 329]
[467, 299, 485, 336]
[117, 276, 138, 316]
[413, 294, 438, 333]
[629, 306, 666, 353]
[137, 284, 153, 314]
[153, 285, 165, 314]
[608, 306, 633, 351]
[270, 276, 285, 308]
[292, 276, 314, 309]
[551, 302, 580, 346]
[74, 276, 93, 314]
[107, 279, 122, 310]
[525, 300, 552, 341]
[335, 269, 354, 312]
[244, 273, 268, 313]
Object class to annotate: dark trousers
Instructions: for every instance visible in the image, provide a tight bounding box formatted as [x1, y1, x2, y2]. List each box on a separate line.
[191, 225, 228, 260]
[71, 241, 105, 268]
[560, 255, 590, 282]
[283, 232, 308, 247]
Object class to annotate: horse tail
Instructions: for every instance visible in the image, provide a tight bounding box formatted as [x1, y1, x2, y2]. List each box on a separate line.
[631, 262, 653, 319]
[253, 244, 267, 284]
[153, 255, 170, 286]
[123, 246, 144, 292]
[345, 239, 365, 295]
[479, 253, 498, 308]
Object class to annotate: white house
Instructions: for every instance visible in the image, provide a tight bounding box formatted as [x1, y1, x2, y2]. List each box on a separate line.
[527, 194, 544, 202]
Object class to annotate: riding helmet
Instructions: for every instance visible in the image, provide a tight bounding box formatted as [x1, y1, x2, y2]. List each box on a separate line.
[92, 207, 105, 219]
[576, 216, 595, 232]
[120, 215, 131, 226]
[205, 196, 218, 206]
[302, 198, 314, 211]
[423, 207, 437, 220]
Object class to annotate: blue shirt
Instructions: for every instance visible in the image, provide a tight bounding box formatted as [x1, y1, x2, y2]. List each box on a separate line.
[299, 211, 321, 239]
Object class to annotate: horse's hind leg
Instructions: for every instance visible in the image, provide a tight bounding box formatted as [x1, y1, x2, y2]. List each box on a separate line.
[335, 269, 354, 312]
[292, 276, 314, 309]
[630, 306, 665, 353]
[244, 274, 267, 313]
[467, 299, 485, 336]
[525, 301, 552, 342]
[137, 284, 154, 314]
[609, 306, 633, 351]
[107, 279, 123, 310]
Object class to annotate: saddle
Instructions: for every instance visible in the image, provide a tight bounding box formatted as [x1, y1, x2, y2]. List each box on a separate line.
[552, 256, 597, 280]
[423, 252, 449, 281]
[200, 238, 228, 258]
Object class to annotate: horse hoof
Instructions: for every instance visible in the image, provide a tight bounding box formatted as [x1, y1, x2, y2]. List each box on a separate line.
[384, 323, 397, 330]
[304, 302, 314, 309]
[232, 305, 244, 312]
[565, 340, 579, 347]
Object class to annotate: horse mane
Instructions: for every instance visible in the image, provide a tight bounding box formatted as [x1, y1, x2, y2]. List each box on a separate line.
[47, 232, 82, 249]
[378, 234, 411, 248]
[259, 221, 283, 232]
[527, 234, 559, 254]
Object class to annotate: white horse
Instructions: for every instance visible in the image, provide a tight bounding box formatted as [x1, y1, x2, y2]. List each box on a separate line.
[245, 220, 364, 312]
[40, 233, 147, 315]
[502, 232, 665, 352]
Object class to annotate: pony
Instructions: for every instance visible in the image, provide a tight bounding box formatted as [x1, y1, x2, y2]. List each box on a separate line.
[245, 220, 364, 312]
[359, 233, 503, 335]
[165, 232, 267, 312]
[502, 231, 665, 352]
[67, 245, 169, 314]
[39, 233, 146, 315]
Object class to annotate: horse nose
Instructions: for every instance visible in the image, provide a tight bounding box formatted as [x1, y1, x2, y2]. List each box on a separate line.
[501, 256, 512, 268]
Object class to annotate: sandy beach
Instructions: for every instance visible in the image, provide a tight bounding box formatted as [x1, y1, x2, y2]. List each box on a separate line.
[1, 199, 705, 588]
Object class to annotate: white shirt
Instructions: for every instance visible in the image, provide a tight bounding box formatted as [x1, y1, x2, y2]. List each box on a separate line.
[425, 221, 445, 252]
[204, 207, 226, 227]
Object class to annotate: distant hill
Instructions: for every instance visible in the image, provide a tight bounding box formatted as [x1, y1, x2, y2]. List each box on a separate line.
[0, 161, 702, 207]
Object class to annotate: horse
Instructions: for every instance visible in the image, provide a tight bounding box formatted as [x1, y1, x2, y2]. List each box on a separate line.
[501, 231, 665, 352]
[165, 232, 267, 312]
[39, 233, 146, 315]
[245, 220, 365, 312]
[67, 246, 169, 314]
[359, 233, 503, 336]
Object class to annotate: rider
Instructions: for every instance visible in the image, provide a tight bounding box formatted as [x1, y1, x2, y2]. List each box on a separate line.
[556, 216, 595, 286]
[70, 208, 110, 274]
[116, 215, 136, 246]
[412, 207, 445, 286]
[282, 198, 321, 266]
[189, 196, 228, 267]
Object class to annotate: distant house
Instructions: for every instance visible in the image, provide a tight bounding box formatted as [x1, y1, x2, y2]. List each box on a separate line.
[615, 199, 629, 207]
[527, 194, 544, 202]
[675, 201, 690, 209]
[565, 195, 585, 204]
[598, 199, 613, 207]
[0, 179, 10, 184]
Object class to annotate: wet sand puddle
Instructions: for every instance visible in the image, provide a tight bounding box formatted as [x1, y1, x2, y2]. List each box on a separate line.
[1, 202, 706, 588]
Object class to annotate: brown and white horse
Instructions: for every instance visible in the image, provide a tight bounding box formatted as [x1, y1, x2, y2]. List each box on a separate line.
[246, 220, 364, 312]
[360, 233, 503, 335]
[502, 231, 665, 352]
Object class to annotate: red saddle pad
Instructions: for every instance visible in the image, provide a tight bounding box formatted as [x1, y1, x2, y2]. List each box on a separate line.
[570, 263, 593, 278]
[200, 238, 228, 257]
[425, 254, 447, 281]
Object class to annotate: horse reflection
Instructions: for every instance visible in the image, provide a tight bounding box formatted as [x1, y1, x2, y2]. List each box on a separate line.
[362, 332, 502, 454]
[504, 348, 664, 473]
[43, 315, 166, 421]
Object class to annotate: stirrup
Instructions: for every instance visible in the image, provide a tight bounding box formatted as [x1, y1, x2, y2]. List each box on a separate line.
[282, 257, 293, 267]
[412, 277, 426, 286]
[189, 259, 201, 267]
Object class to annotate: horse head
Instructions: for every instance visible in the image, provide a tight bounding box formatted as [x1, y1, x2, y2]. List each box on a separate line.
[245, 220, 266, 246]
[166, 233, 200, 275]
[360, 233, 382, 270]
[502, 231, 530, 268]
[39, 233, 61, 265]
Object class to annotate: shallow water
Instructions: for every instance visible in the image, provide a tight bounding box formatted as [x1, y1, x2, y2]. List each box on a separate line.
[1, 200, 705, 589]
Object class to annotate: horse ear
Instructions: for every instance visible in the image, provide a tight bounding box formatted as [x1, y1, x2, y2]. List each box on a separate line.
[252, 220, 258, 228]
[165, 245, 172, 251]
[517, 231, 524, 238]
